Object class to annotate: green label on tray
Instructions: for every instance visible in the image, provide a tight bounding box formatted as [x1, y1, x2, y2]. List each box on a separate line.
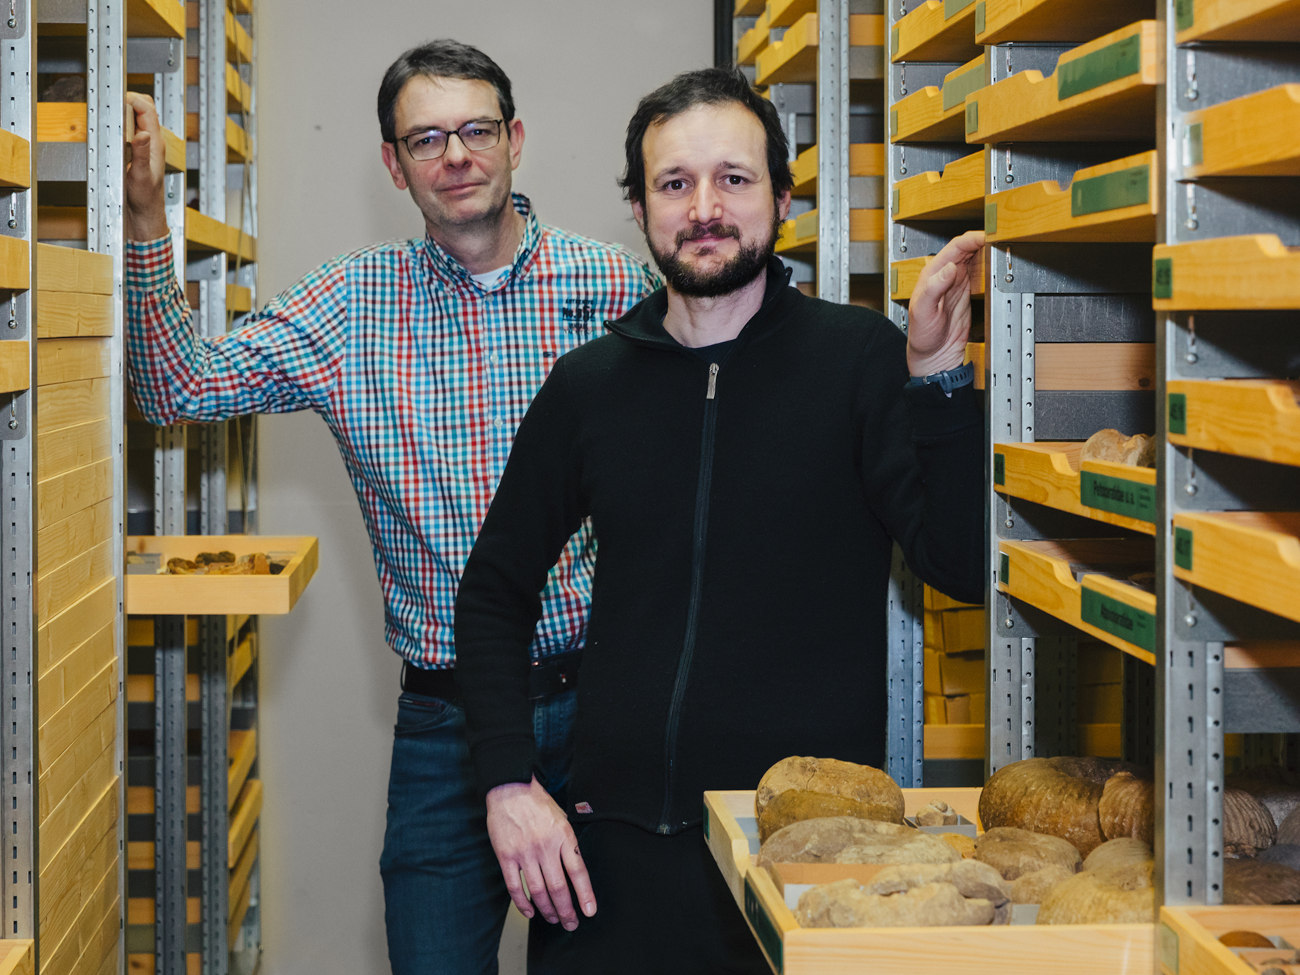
[891, 24, 900, 57]
[999, 551, 1009, 585]
[1070, 165, 1150, 217]
[1153, 256, 1173, 299]
[1081, 471, 1157, 523]
[994, 451, 1005, 486]
[1160, 922, 1181, 973]
[1175, 0, 1194, 31]
[892, 187, 900, 215]
[702, 803, 711, 840]
[890, 266, 899, 295]
[1185, 122, 1203, 167]
[890, 108, 899, 137]
[1057, 34, 1142, 101]
[1174, 526, 1194, 571]
[985, 201, 997, 234]
[1168, 392, 1187, 436]
[943, 61, 986, 111]
[975, 0, 985, 36]
[744, 875, 784, 973]
[944, 0, 976, 19]
[1081, 587, 1156, 652]
[965, 99, 979, 134]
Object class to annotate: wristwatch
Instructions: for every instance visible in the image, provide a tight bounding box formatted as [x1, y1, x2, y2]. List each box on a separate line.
[905, 360, 975, 395]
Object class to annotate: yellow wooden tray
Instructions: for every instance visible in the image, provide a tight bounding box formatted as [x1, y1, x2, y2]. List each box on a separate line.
[895, 150, 985, 221]
[891, 0, 982, 63]
[1176, 0, 1300, 43]
[229, 830, 259, 948]
[986, 150, 1157, 243]
[1152, 235, 1300, 310]
[125, 534, 317, 615]
[225, 10, 252, 63]
[0, 941, 33, 975]
[228, 778, 261, 864]
[737, 9, 772, 66]
[994, 441, 1156, 535]
[185, 207, 257, 262]
[0, 130, 30, 188]
[36, 103, 86, 144]
[757, 13, 884, 86]
[1183, 84, 1300, 179]
[185, 57, 252, 114]
[1173, 511, 1300, 624]
[789, 144, 884, 196]
[735, 0, 764, 16]
[891, 53, 985, 143]
[1160, 905, 1300, 975]
[890, 255, 988, 301]
[127, 0, 185, 37]
[776, 209, 884, 254]
[998, 537, 1157, 664]
[706, 789, 1153, 975]
[766, 0, 815, 29]
[1167, 379, 1300, 467]
[966, 21, 1159, 144]
[976, 0, 1143, 44]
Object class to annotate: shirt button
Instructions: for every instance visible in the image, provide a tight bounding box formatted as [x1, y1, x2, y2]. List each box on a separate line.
[492, 417, 504, 429]
[488, 353, 499, 364]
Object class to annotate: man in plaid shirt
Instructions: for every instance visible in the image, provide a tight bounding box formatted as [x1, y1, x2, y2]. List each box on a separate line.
[123, 39, 657, 975]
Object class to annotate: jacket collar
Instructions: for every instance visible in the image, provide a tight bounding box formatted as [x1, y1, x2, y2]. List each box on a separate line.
[420, 192, 541, 290]
[606, 255, 796, 350]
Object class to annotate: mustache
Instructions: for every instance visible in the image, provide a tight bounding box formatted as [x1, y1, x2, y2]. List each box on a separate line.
[675, 223, 742, 247]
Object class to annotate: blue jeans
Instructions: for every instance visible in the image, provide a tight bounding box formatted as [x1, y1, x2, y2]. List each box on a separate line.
[380, 688, 576, 975]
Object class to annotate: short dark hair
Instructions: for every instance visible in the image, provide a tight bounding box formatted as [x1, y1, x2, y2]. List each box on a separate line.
[619, 66, 793, 208]
[377, 39, 515, 144]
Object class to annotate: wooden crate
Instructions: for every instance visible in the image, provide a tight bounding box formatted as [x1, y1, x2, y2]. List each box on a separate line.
[704, 789, 1154, 974]
[1160, 905, 1300, 975]
[125, 534, 317, 615]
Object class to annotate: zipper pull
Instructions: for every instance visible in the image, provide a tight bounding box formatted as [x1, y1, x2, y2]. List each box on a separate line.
[706, 362, 719, 400]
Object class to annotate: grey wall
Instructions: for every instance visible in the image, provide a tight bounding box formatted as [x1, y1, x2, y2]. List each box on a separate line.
[252, 3, 711, 972]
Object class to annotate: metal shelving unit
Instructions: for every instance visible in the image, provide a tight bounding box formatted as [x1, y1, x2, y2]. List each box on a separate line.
[1154, 0, 1300, 908]
[124, 2, 263, 973]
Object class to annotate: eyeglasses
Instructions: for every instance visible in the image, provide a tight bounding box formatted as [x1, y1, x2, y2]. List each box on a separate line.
[396, 118, 505, 161]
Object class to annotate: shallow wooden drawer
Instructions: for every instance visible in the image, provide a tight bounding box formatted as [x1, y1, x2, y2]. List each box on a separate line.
[125, 534, 317, 615]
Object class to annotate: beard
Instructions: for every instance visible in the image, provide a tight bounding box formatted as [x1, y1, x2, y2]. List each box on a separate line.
[645, 207, 783, 299]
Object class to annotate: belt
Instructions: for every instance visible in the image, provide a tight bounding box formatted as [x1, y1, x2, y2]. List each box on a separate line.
[401, 652, 581, 705]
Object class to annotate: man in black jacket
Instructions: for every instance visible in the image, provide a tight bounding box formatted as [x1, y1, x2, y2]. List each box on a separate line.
[455, 66, 985, 973]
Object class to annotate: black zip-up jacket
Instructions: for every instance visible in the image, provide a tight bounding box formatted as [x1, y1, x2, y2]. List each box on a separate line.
[455, 258, 983, 835]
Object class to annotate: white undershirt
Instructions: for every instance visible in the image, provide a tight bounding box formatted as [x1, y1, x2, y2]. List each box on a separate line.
[470, 265, 511, 290]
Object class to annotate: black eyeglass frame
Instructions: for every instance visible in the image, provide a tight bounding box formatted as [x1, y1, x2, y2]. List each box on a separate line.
[396, 118, 506, 161]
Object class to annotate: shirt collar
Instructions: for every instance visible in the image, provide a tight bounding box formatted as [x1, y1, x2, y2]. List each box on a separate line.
[421, 192, 542, 289]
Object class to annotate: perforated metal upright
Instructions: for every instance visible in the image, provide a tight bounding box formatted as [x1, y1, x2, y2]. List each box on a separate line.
[0, 0, 38, 954]
[1153, 0, 1300, 908]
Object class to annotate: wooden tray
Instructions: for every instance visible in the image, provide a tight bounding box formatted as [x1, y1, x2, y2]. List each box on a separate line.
[776, 209, 884, 254]
[756, 13, 883, 86]
[125, 534, 317, 615]
[994, 441, 1157, 534]
[1160, 905, 1300, 975]
[1172, 511, 1300, 625]
[185, 207, 256, 261]
[1153, 235, 1300, 310]
[976, 0, 1144, 44]
[1183, 84, 1300, 179]
[704, 789, 1153, 975]
[735, 0, 764, 16]
[966, 21, 1159, 144]
[895, 150, 985, 221]
[0, 941, 33, 975]
[766, 0, 815, 29]
[998, 537, 1157, 664]
[889, 258, 987, 303]
[127, 0, 185, 37]
[789, 144, 884, 196]
[891, 54, 986, 143]
[1175, 0, 1300, 43]
[0, 129, 30, 188]
[986, 150, 1157, 243]
[1167, 379, 1300, 467]
[891, 0, 982, 63]
[737, 9, 772, 66]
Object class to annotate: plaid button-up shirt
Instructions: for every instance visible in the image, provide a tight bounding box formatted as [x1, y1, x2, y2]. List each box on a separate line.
[126, 194, 659, 668]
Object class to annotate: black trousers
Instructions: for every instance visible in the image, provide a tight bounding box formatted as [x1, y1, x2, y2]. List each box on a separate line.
[527, 821, 772, 974]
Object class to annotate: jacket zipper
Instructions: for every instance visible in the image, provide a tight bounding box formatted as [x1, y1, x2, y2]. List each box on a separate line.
[657, 360, 721, 832]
